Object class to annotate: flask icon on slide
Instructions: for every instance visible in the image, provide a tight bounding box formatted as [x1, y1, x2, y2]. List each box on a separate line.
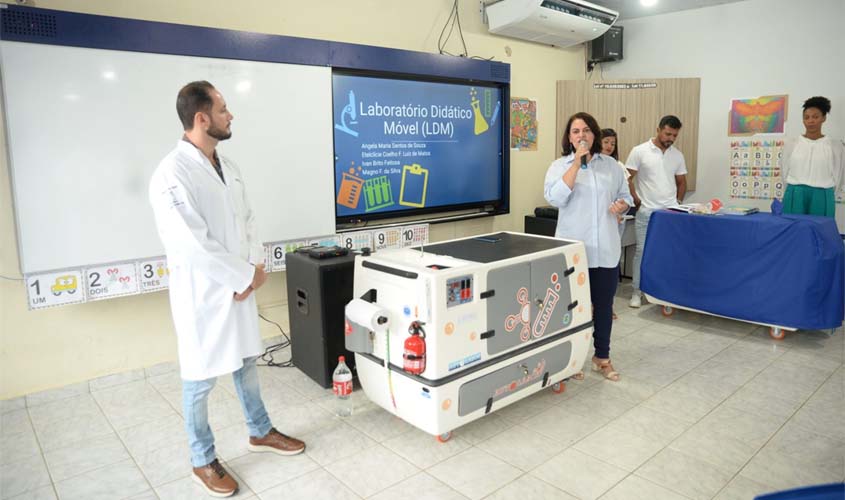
[332, 356, 353, 417]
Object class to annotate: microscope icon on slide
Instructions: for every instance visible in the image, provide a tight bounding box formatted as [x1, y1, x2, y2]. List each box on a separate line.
[335, 90, 359, 137]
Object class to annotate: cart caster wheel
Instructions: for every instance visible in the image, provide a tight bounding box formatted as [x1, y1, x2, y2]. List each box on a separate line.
[571, 371, 585, 381]
[551, 382, 566, 394]
[436, 432, 452, 443]
[769, 327, 785, 340]
[661, 305, 674, 317]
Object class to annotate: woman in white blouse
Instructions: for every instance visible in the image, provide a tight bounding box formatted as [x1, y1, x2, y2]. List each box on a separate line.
[781, 96, 845, 217]
[544, 113, 632, 381]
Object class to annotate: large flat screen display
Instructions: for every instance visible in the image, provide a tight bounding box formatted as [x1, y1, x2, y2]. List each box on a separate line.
[332, 72, 506, 223]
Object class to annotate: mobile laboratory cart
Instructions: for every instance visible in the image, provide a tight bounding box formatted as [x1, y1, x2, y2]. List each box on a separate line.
[641, 211, 844, 340]
[344, 232, 593, 441]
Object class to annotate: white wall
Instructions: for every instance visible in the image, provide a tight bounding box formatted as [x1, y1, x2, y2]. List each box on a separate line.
[602, 0, 845, 229]
[0, 0, 584, 398]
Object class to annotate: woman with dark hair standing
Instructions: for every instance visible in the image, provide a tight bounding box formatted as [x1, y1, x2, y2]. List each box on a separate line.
[600, 128, 630, 321]
[781, 96, 845, 216]
[544, 112, 632, 381]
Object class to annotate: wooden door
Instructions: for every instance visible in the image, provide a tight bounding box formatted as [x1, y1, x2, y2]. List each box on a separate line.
[556, 78, 700, 191]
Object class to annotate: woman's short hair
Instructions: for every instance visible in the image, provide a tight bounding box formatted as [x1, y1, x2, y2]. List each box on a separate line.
[600, 128, 618, 160]
[561, 112, 603, 156]
[803, 96, 831, 116]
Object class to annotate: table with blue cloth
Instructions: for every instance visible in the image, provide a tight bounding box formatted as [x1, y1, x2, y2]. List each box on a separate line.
[640, 210, 844, 332]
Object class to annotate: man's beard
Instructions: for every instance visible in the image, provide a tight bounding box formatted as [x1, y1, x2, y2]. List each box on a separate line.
[208, 124, 231, 141]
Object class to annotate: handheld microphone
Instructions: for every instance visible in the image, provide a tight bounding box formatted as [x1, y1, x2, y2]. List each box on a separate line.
[579, 140, 588, 169]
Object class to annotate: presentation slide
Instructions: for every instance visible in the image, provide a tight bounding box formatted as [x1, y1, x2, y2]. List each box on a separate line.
[332, 73, 503, 220]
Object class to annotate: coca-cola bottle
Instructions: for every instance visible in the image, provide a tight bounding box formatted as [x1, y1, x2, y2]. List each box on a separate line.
[332, 356, 353, 417]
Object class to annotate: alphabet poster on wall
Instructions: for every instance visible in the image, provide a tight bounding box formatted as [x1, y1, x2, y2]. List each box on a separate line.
[729, 139, 784, 200]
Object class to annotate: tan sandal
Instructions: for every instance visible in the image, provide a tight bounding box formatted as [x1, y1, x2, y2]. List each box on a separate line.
[591, 357, 620, 381]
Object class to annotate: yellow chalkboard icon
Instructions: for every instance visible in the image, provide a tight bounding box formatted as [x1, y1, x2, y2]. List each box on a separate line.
[51, 275, 78, 296]
[399, 163, 429, 208]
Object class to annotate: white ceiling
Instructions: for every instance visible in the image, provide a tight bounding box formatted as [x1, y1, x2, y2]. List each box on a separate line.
[590, 0, 751, 20]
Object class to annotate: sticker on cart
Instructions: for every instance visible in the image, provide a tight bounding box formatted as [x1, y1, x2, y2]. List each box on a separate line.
[532, 287, 559, 338]
[26, 270, 86, 309]
[463, 352, 481, 367]
[493, 359, 546, 397]
[85, 263, 140, 301]
[447, 352, 482, 372]
[139, 259, 169, 292]
[504, 287, 531, 342]
[373, 228, 402, 251]
[446, 275, 473, 307]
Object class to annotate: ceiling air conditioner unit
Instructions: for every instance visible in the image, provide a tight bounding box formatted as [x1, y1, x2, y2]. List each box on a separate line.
[484, 0, 619, 48]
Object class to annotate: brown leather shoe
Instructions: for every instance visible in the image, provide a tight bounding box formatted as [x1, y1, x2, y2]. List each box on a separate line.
[248, 427, 305, 456]
[192, 458, 237, 498]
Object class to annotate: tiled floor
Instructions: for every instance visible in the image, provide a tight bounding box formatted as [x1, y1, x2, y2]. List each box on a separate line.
[2, 284, 844, 499]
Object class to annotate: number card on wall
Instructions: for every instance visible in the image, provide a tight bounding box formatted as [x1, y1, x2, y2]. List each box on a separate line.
[268, 240, 308, 272]
[268, 243, 285, 272]
[372, 228, 402, 251]
[27, 270, 86, 310]
[340, 231, 373, 251]
[85, 263, 140, 301]
[139, 258, 169, 293]
[401, 224, 429, 247]
[308, 235, 340, 247]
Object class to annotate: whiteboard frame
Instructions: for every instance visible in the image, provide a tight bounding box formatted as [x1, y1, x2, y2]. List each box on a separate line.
[0, 4, 510, 275]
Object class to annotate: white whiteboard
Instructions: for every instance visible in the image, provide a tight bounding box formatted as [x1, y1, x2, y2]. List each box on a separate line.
[1, 41, 336, 274]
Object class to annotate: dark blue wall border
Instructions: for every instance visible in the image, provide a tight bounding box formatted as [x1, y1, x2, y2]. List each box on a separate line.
[0, 5, 510, 83]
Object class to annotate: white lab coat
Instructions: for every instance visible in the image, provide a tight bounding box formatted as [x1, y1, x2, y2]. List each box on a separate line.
[149, 140, 265, 381]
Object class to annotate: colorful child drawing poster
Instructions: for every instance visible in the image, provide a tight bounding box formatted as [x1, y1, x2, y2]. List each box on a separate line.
[728, 95, 788, 136]
[510, 97, 538, 151]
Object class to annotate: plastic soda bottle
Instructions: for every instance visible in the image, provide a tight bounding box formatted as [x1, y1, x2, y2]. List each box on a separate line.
[332, 356, 353, 417]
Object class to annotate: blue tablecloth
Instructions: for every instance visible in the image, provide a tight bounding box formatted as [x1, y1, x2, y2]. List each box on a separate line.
[641, 211, 844, 330]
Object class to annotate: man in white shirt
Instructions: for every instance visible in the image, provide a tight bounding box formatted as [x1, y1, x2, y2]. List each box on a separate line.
[149, 81, 305, 498]
[626, 115, 688, 308]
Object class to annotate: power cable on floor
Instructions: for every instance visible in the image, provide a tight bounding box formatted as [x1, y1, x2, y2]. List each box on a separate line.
[258, 313, 294, 368]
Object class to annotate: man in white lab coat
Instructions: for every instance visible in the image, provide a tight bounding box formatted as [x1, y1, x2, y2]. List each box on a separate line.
[149, 81, 305, 498]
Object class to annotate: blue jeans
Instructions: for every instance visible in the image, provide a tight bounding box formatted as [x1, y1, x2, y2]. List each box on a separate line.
[182, 356, 273, 467]
[631, 208, 653, 292]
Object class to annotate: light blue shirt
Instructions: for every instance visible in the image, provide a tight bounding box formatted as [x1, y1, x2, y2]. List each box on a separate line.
[544, 153, 634, 268]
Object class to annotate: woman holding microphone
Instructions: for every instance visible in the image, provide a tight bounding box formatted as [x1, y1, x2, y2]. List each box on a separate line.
[544, 112, 632, 381]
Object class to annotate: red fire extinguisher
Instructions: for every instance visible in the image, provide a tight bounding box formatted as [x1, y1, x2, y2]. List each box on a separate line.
[403, 321, 426, 375]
